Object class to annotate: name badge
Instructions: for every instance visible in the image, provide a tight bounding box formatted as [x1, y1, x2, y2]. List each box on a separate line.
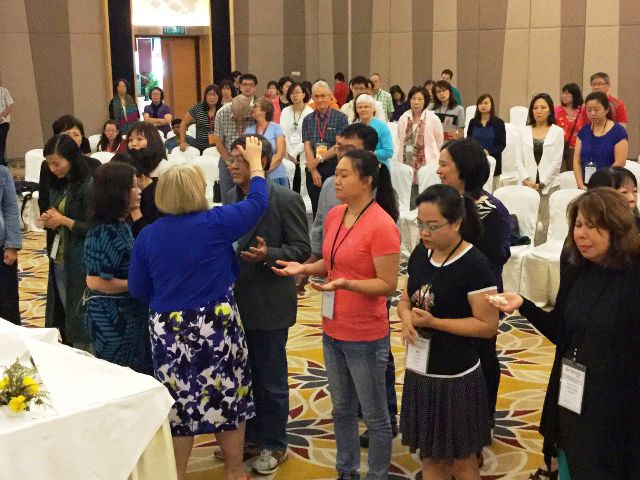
[406, 336, 430, 376]
[315, 143, 328, 157]
[558, 357, 586, 414]
[50, 233, 61, 260]
[322, 290, 335, 319]
[405, 144, 414, 154]
[290, 132, 302, 145]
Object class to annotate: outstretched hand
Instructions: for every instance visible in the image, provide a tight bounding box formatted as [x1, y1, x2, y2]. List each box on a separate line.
[309, 278, 348, 292]
[272, 260, 306, 277]
[240, 236, 268, 263]
[485, 292, 523, 314]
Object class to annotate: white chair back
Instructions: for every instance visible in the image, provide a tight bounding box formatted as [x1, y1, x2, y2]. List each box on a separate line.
[387, 122, 401, 163]
[557, 171, 578, 189]
[417, 163, 440, 194]
[166, 131, 176, 140]
[201, 147, 220, 158]
[88, 134, 101, 153]
[546, 188, 583, 242]
[624, 160, 640, 187]
[494, 185, 541, 239]
[187, 124, 197, 138]
[281, 159, 296, 188]
[192, 157, 220, 206]
[90, 151, 114, 164]
[464, 105, 477, 136]
[170, 145, 200, 161]
[499, 123, 522, 185]
[509, 106, 528, 127]
[484, 156, 496, 193]
[390, 162, 414, 213]
[25, 149, 45, 183]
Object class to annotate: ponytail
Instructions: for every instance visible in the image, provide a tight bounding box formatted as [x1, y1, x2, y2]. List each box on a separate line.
[460, 194, 483, 244]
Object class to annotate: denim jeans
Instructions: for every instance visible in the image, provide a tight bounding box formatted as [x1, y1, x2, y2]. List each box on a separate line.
[244, 328, 290, 451]
[323, 333, 391, 480]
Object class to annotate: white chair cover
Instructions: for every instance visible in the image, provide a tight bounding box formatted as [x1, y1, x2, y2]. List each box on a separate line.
[88, 134, 101, 153]
[464, 105, 477, 136]
[509, 106, 528, 127]
[519, 189, 584, 306]
[187, 124, 196, 138]
[493, 185, 541, 293]
[387, 122, 401, 163]
[484, 156, 496, 193]
[166, 131, 176, 139]
[557, 171, 578, 189]
[390, 162, 414, 213]
[192, 157, 220, 206]
[20, 149, 45, 232]
[399, 209, 419, 262]
[90, 151, 114, 164]
[417, 163, 440, 195]
[281, 159, 296, 188]
[498, 123, 522, 187]
[624, 160, 640, 186]
[25, 149, 44, 183]
[170, 146, 200, 161]
[201, 147, 220, 158]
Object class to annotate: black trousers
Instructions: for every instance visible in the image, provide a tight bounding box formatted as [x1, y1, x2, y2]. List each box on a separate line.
[305, 158, 337, 217]
[0, 257, 20, 324]
[475, 335, 500, 426]
[0, 122, 10, 166]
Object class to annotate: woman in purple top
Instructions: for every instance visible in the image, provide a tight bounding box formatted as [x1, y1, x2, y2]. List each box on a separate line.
[573, 91, 628, 190]
[143, 87, 173, 137]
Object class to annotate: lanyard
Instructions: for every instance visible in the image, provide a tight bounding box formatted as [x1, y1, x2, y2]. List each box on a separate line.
[293, 109, 303, 128]
[208, 110, 215, 131]
[315, 110, 331, 142]
[416, 237, 464, 308]
[329, 199, 375, 272]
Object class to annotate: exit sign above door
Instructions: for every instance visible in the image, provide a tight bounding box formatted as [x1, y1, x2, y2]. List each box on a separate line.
[163, 26, 186, 35]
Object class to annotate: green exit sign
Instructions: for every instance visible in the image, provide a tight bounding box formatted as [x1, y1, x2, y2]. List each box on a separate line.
[163, 26, 186, 35]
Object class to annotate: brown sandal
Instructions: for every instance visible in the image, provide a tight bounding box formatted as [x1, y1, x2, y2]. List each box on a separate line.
[529, 467, 559, 480]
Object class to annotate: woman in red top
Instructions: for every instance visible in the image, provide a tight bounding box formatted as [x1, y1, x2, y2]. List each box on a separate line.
[274, 149, 399, 480]
[554, 83, 585, 172]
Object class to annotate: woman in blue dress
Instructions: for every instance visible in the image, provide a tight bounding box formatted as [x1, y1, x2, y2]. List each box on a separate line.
[84, 161, 151, 373]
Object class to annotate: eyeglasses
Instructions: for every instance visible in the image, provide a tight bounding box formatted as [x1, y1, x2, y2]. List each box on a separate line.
[590, 81, 608, 86]
[240, 82, 255, 88]
[335, 145, 357, 154]
[412, 219, 447, 232]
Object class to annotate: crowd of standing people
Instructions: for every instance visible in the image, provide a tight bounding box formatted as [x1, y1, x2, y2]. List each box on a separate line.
[0, 66, 637, 480]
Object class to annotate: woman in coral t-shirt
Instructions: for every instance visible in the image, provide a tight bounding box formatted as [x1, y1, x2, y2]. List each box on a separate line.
[274, 149, 399, 480]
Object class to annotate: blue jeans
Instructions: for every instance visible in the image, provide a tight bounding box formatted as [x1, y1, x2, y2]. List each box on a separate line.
[244, 328, 289, 451]
[323, 334, 391, 480]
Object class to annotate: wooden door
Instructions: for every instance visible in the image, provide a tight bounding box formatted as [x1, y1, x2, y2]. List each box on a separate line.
[161, 37, 199, 120]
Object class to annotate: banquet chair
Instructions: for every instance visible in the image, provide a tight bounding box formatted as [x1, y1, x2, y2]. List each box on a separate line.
[387, 121, 401, 163]
[557, 171, 578, 189]
[201, 147, 220, 158]
[187, 124, 197, 138]
[493, 185, 541, 294]
[166, 131, 176, 140]
[484, 156, 496, 193]
[192, 156, 220, 206]
[509, 106, 528, 127]
[464, 105, 477, 137]
[281, 159, 296, 188]
[21, 149, 45, 232]
[170, 146, 200, 161]
[498, 123, 522, 187]
[519, 188, 584, 307]
[417, 163, 440, 195]
[90, 151, 114, 164]
[624, 160, 640, 186]
[88, 134, 101, 153]
[390, 162, 413, 214]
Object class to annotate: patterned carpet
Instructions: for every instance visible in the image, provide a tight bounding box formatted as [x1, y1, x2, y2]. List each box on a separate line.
[17, 231, 553, 480]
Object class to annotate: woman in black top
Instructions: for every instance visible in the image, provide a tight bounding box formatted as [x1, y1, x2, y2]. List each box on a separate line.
[390, 84, 409, 122]
[489, 188, 640, 480]
[399, 184, 499, 480]
[466, 94, 506, 183]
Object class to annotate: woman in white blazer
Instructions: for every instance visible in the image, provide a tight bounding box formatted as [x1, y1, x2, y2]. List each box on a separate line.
[518, 93, 564, 244]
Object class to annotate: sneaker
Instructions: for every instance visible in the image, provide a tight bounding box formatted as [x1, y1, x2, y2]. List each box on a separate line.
[252, 449, 288, 475]
[359, 421, 398, 448]
[213, 442, 261, 461]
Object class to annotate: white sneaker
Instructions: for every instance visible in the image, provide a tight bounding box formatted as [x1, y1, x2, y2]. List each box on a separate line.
[252, 449, 288, 475]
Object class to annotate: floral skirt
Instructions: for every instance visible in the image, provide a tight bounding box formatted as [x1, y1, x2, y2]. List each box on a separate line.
[149, 287, 254, 436]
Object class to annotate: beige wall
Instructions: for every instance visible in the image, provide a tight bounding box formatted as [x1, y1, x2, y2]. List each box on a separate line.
[0, 0, 109, 160]
[232, 0, 639, 157]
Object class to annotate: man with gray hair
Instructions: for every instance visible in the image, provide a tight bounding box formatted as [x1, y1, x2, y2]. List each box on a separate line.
[369, 73, 394, 120]
[302, 81, 348, 216]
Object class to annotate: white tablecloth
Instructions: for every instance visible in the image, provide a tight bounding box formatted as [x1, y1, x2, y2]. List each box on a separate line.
[0, 323, 176, 480]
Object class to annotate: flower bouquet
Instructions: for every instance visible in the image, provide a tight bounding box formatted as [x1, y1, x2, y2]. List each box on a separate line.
[0, 358, 49, 415]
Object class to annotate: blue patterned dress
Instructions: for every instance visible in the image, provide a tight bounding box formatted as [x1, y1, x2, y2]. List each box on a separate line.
[84, 221, 151, 373]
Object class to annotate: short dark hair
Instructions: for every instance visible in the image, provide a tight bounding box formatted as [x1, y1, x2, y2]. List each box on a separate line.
[590, 72, 609, 84]
[52, 115, 86, 137]
[254, 97, 275, 122]
[561, 83, 583, 109]
[473, 93, 496, 121]
[407, 86, 430, 112]
[90, 162, 137, 224]
[444, 138, 490, 199]
[276, 76, 293, 94]
[588, 166, 637, 190]
[239, 73, 258, 85]
[340, 123, 378, 152]
[113, 78, 130, 95]
[335, 72, 345, 82]
[527, 93, 555, 126]
[149, 87, 164, 101]
[231, 70, 242, 79]
[219, 79, 237, 96]
[125, 121, 167, 171]
[432, 80, 457, 109]
[230, 134, 273, 171]
[344, 149, 398, 222]
[389, 85, 406, 103]
[584, 91, 613, 120]
[171, 118, 182, 127]
[441, 69, 453, 78]
[267, 80, 278, 90]
[565, 188, 640, 268]
[43, 134, 90, 185]
[202, 84, 222, 113]
[349, 75, 368, 87]
[285, 81, 311, 104]
[415, 184, 483, 243]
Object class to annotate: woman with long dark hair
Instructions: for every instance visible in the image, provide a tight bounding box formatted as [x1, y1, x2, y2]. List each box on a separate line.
[273, 149, 399, 480]
[40, 134, 93, 347]
[109, 78, 139, 135]
[555, 83, 585, 172]
[97, 120, 122, 153]
[180, 84, 222, 152]
[399, 183, 499, 480]
[84, 162, 151, 373]
[467, 94, 506, 186]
